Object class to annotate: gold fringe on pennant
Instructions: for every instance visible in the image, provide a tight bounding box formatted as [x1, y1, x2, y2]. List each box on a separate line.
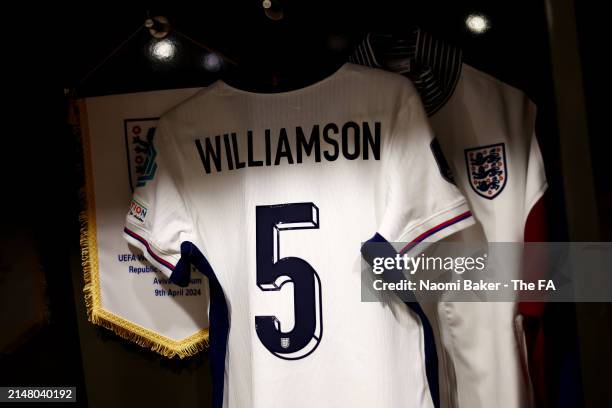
[73, 99, 209, 359]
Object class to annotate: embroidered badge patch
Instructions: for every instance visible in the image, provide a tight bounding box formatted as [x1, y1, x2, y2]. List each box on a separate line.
[465, 143, 507, 199]
[128, 199, 148, 225]
[124, 118, 159, 192]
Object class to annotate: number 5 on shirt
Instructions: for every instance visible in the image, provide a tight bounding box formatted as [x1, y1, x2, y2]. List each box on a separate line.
[255, 203, 323, 360]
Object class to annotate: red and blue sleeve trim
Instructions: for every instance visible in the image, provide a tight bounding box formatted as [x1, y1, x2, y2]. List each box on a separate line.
[123, 227, 176, 272]
[400, 210, 472, 254]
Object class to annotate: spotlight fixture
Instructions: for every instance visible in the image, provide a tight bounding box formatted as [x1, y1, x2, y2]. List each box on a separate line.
[466, 13, 491, 34]
[203, 53, 222, 72]
[150, 39, 176, 61]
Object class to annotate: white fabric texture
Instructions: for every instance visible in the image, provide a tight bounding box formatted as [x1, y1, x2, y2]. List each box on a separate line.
[124, 63, 475, 408]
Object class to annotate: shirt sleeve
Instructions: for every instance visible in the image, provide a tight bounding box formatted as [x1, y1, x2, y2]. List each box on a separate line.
[377, 84, 475, 249]
[122, 118, 195, 278]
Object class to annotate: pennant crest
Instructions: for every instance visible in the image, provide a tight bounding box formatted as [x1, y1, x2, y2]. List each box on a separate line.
[124, 118, 159, 192]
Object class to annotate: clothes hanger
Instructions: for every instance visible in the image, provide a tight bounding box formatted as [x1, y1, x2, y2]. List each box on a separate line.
[69, 6, 352, 98]
[71, 11, 236, 98]
[220, 0, 351, 93]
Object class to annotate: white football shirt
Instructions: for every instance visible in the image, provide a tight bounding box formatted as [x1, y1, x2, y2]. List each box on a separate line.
[351, 31, 548, 408]
[429, 64, 547, 408]
[123, 63, 474, 408]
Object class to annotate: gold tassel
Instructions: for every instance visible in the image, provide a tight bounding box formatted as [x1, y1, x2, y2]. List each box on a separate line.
[75, 99, 209, 359]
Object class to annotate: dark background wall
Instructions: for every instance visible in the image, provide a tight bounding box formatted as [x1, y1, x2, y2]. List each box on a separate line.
[0, 1, 608, 407]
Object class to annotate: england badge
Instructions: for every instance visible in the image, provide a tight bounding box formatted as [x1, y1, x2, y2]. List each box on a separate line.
[464, 143, 508, 199]
[280, 337, 290, 349]
[124, 118, 159, 192]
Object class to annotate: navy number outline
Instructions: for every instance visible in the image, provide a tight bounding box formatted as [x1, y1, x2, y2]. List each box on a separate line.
[255, 203, 323, 360]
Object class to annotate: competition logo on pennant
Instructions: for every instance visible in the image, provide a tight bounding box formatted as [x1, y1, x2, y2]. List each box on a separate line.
[465, 143, 508, 199]
[128, 199, 148, 225]
[124, 118, 159, 192]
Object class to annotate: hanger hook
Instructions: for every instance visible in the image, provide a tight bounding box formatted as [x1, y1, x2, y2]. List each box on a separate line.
[145, 16, 171, 39]
[263, 0, 284, 21]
